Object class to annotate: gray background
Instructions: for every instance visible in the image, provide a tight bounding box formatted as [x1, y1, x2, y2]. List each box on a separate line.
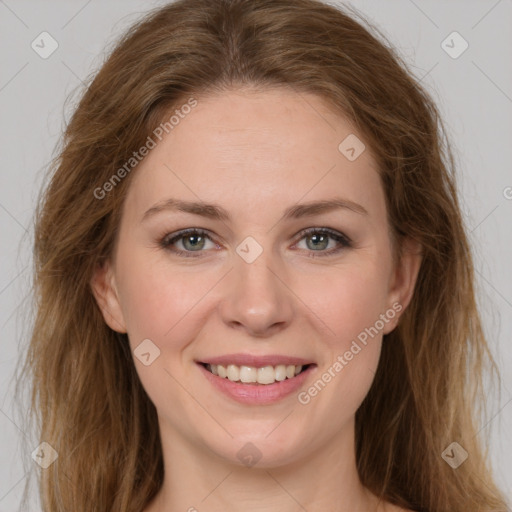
[0, 0, 511, 510]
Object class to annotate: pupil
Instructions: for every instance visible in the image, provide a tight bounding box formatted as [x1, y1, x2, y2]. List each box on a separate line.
[184, 235, 204, 250]
[307, 234, 328, 250]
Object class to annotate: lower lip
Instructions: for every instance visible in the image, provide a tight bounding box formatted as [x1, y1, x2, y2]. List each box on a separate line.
[197, 363, 316, 405]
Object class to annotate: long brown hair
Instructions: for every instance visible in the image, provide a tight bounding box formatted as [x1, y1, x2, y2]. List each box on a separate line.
[18, 0, 509, 510]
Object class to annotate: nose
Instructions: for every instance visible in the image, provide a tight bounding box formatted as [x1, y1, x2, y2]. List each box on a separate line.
[218, 247, 294, 338]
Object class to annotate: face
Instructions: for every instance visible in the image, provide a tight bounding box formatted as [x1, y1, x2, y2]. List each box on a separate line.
[92, 87, 420, 468]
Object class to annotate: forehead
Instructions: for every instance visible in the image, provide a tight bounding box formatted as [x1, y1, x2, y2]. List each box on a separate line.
[124, 88, 384, 222]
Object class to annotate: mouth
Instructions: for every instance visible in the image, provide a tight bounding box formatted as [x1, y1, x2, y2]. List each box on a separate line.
[195, 354, 317, 404]
[199, 362, 314, 386]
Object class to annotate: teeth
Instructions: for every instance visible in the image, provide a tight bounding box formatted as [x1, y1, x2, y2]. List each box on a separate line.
[207, 363, 305, 385]
[257, 366, 275, 385]
[226, 364, 239, 381]
[275, 365, 287, 381]
[240, 365, 258, 383]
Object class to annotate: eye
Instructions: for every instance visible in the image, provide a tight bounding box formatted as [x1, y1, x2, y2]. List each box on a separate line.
[293, 227, 352, 257]
[159, 227, 352, 258]
[160, 228, 218, 258]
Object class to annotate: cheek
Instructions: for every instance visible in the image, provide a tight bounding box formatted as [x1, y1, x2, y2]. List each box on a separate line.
[293, 260, 389, 403]
[297, 259, 391, 348]
[114, 251, 211, 421]
[114, 248, 208, 347]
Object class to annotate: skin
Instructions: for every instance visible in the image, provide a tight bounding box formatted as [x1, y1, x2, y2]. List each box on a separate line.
[92, 87, 421, 512]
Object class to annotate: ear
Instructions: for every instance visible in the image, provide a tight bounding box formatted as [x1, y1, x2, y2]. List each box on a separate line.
[90, 261, 127, 333]
[383, 237, 422, 334]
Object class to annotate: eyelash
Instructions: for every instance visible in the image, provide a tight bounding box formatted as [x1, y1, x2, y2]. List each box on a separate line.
[159, 227, 352, 259]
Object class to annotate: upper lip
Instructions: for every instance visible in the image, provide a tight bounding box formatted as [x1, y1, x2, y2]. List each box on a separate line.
[197, 353, 315, 367]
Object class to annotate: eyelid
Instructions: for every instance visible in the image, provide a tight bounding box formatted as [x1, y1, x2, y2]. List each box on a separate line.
[294, 226, 352, 246]
[160, 228, 217, 257]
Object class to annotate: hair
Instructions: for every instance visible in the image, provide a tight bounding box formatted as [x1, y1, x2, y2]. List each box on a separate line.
[17, 0, 509, 511]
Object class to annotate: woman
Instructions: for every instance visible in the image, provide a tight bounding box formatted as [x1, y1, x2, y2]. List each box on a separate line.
[20, 0, 509, 511]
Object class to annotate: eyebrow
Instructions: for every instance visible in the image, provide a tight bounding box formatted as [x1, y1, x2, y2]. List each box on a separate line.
[141, 197, 368, 223]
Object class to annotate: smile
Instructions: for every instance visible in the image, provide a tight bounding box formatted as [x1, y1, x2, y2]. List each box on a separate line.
[204, 363, 309, 385]
[196, 356, 317, 405]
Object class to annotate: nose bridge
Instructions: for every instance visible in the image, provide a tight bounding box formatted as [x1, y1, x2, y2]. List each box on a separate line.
[219, 237, 294, 336]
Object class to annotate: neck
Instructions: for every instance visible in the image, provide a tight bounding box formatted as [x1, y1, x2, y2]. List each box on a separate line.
[145, 417, 384, 512]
